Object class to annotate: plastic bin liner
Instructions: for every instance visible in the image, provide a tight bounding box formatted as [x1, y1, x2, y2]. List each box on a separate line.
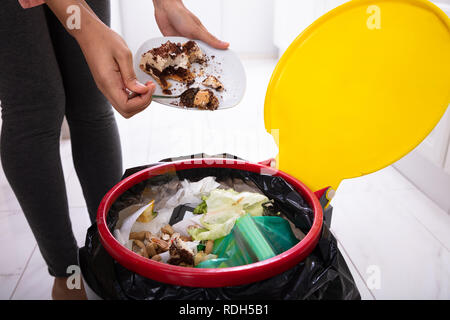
[198, 215, 299, 268]
[79, 154, 361, 300]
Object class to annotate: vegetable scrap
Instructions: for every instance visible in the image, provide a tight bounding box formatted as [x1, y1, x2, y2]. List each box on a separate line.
[113, 176, 300, 268]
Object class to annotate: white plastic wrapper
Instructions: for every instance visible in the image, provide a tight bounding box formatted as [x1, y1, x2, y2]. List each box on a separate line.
[114, 202, 153, 246]
[113, 176, 220, 243]
[159, 251, 170, 263]
[172, 211, 202, 237]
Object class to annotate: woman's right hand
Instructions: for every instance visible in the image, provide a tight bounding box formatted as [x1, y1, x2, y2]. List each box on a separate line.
[74, 18, 155, 118]
[46, 0, 153, 118]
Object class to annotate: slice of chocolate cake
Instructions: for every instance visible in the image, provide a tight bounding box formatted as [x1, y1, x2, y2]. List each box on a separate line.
[140, 40, 205, 92]
[179, 88, 219, 110]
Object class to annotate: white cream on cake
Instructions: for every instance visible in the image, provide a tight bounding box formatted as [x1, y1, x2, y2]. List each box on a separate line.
[141, 51, 190, 73]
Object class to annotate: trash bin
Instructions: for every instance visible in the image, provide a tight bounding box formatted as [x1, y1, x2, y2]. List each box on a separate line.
[79, 0, 449, 300]
[79, 154, 360, 300]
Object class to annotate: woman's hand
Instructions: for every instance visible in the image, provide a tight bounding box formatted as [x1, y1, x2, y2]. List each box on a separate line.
[75, 18, 155, 118]
[46, 0, 155, 118]
[153, 0, 229, 50]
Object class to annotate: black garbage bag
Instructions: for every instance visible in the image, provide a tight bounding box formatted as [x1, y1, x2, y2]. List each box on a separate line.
[79, 154, 360, 300]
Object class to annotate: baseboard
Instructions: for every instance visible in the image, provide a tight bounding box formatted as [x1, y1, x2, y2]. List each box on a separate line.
[393, 151, 450, 214]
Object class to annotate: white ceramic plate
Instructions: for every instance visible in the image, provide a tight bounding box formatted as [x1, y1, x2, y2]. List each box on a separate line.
[134, 36, 246, 110]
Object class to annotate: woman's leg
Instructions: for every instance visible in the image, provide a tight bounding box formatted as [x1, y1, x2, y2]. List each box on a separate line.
[0, 2, 78, 277]
[44, 0, 123, 223]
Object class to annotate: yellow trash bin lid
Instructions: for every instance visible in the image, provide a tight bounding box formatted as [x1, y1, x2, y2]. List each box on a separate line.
[265, 0, 450, 194]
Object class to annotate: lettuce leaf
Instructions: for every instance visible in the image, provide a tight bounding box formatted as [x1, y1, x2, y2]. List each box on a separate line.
[188, 189, 268, 240]
[193, 200, 207, 214]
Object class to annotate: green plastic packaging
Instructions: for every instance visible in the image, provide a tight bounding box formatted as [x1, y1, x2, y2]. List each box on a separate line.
[197, 214, 299, 268]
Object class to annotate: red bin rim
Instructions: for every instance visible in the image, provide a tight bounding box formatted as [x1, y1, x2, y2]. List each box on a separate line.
[96, 158, 323, 288]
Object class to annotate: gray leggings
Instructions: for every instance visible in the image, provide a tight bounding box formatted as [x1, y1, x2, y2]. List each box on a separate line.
[0, 0, 122, 277]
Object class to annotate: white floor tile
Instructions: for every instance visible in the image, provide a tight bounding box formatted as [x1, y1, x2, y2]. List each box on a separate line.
[60, 139, 75, 180]
[0, 211, 36, 299]
[69, 207, 92, 248]
[115, 107, 152, 169]
[0, 274, 21, 300]
[10, 245, 52, 300]
[65, 169, 87, 208]
[394, 188, 450, 251]
[11, 207, 91, 300]
[337, 242, 375, 300]
[331, 175, 450, 299]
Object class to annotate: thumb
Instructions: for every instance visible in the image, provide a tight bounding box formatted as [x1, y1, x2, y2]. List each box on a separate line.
[115, 49, 149, 94]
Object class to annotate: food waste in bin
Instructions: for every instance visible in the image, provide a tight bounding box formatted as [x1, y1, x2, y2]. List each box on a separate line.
[113, 176, 301, 268]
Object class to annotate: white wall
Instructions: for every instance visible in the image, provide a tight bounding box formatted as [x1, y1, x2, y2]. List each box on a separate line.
[273, 0, 450, 57]
[221, 0, 275, 57]
[394, 0, 450, 213]
[112, 0, 276, 57]
[110, 0, 123, 35]
[273, 0, 348, 57]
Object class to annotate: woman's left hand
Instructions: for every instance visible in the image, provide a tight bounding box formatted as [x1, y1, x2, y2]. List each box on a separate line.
[153, 0, 229, 50]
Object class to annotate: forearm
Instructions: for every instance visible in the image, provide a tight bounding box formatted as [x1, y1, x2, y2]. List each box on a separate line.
[153, 0, 171, 6]
[44, 0, 104, 43]
[45, 0, 154, 117]
[153, 0, 181, 10]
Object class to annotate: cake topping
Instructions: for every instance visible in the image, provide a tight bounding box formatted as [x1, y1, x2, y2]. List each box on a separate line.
[140, 40, 206, 91]
[148, 41, 183, 59]
[183, 40, 206, 64]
